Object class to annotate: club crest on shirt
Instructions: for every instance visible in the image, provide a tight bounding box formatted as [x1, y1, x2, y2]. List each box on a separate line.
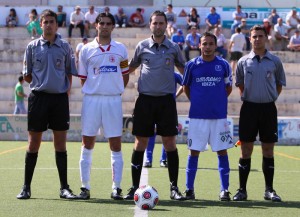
[215, 65, 222, 71]
[56, 59, 62, 67]
[109, 55, 116, 63]
[165, 58, 171, 65]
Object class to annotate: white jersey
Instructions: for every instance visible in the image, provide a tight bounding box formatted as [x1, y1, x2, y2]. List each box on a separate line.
[78, 38, 129, 95]
[230, 32, 246, 52]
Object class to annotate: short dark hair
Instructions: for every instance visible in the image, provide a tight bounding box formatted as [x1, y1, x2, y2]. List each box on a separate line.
[200, 31, 217, 45]
[18, 75, 24, 82]
[149, 10, 167, 24]
[95, 12, 115, 25]
[40, 9, 57, 23]
[250, 25, 268, 37]
[167, 4, 173, 8]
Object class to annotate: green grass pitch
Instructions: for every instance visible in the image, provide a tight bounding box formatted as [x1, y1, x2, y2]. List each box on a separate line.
[0, 141, 299, 217]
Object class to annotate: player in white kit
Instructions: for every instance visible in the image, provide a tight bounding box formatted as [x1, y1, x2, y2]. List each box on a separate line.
[76, 12, 129, 200]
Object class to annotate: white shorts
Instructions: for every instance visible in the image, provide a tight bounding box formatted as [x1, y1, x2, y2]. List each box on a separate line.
[187, 118, 234, 152]
[81, 95, 123, 138]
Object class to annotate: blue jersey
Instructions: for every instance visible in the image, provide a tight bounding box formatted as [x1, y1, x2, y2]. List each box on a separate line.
[182, 56, 232, 119]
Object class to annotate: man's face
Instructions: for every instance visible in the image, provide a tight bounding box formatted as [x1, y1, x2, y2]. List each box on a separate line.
[200, 36, 217, 57]
[250, 30, 267, 50]
[96, 17, 114, 38]
[150, 15, 167, 37]
[41, 15, 58, 36]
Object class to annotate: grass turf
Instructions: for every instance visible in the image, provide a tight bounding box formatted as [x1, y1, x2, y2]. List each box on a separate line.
[0, 141, 299, 217]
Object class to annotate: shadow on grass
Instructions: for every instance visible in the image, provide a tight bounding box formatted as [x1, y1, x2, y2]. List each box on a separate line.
[39, 197, 300, 210]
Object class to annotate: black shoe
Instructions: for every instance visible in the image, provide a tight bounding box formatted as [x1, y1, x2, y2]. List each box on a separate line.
[111, 188, 123, 200]
[170, 186, 186, 200]
[264, 190, 282, 202]
[143, 161, 152, 168]
[16, 185, 31, 199]
[60, 187, 77, 199]
[184, 189, 195, 200]
[123, 186, 137, 200]
[219, 190, 231, 201]
[233, 189, 247, 201]
[160, 160, 168, 168]
[76, 187, 90, 200]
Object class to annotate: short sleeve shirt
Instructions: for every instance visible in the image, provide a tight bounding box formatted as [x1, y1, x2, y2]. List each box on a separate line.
[206, 13, 221, 25]
[22, 34, 77, 93]
[235, 50, 286, 103]
[78, 39, 129, 95]
[129, 36, 185, 96]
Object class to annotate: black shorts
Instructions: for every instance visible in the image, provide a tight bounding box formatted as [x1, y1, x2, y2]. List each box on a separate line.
[239, 101, 278, 143]
[132, 94, 178, 137]
[28, 91, 70, 132]
[230, 51, 243, 61]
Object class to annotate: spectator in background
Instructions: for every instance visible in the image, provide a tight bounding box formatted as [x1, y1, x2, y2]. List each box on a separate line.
[115, 7, 128, 28]
[184, 26, 201, 61]
[285, 7, 300, 30]
[75, 37, 88, 68]
[214, 27, 228, 59]
[274, 18, 290, 51]
[56, 5, 66, 27]
[228, 27, 245, 74]
[287, 29, 300, 51]
[263, 18, 273, 50]
[69, 5, 85, 38]
[238, 18, 251, 51]
[186, 7, 200, 30]
[26, 9, 42, 39]
[205, 7, 221, 32]
[128, 8, 146, 27]
[104, 6, 110, 13]
[6, 8, 18, 27]
[171, 29, 185, 50]
[84, 6, 98, 38]
[268, 9, 280, 27]
[231, 5, 246, 34]
[14, 75, 27, 115]
[165, 4, 177, 38]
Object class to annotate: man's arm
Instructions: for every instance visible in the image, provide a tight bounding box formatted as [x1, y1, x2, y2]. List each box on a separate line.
[123, 73, 129, 88]
[175, 86, 183, 98]
[23, 74, 32, 83]
[276, 84, 282, 95]
[226, 86, 232, 97]
[183, 85, 190, 100]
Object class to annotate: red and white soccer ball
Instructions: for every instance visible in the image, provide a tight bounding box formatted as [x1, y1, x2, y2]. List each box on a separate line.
[134, 185, 159, 210]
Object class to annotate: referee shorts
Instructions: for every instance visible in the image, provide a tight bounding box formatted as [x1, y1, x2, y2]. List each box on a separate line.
[239, 101, 278, 143]
[28, 91, 70, 132]
[132, 94, 178, 137]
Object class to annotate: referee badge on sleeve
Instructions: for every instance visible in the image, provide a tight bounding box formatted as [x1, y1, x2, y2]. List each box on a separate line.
[56, 59, 62, 67]
[166, 58, 171, 66]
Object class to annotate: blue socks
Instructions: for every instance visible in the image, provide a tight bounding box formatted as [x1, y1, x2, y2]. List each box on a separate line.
[218, 154, 230, 191]
[186, 155, 198, 190]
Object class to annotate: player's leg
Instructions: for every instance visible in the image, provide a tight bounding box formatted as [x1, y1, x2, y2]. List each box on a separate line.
[260, 102, 281, 202]
[17, 131, 42, 199]
[102, 95, 124, 200]
[233, 101, 257, 201]
[144, 134, 156, 168]
[158, 95, 185, 200]
[17, 91, 46, 199]
[210, 119, 234, 201]
[160, 145, 168, 167]
[48, 93, 76, 199]
[185, 149, 199, 200]
[124, 94, 154, 200]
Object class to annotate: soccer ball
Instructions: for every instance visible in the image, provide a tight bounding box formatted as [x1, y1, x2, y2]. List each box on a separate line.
[134, 185, 159, 210]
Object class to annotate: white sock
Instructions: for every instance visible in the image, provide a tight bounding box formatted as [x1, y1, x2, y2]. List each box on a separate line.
[79, 146, 93, 190]
[111, 151, 123, 190]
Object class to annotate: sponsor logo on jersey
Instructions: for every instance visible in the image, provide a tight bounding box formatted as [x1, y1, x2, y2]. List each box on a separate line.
[93, 66, 117, 75]
[196, 76, 222, 86]
[215, 65, 222, 71]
